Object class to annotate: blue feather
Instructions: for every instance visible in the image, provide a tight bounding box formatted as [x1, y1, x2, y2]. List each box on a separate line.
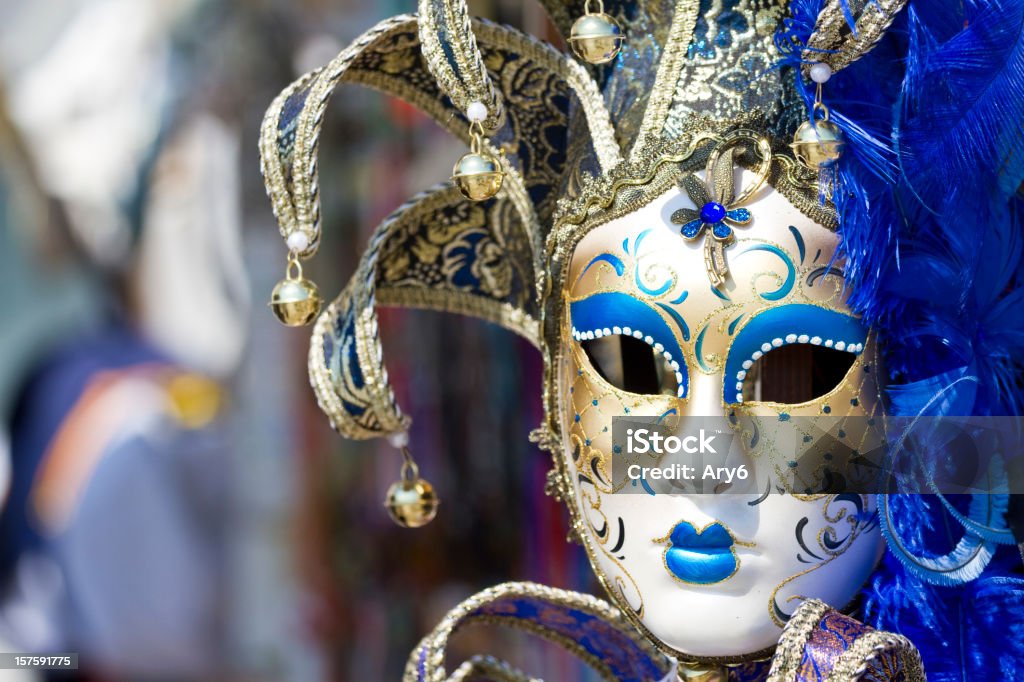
[865, 558, 1024, 681]
[777, 1, 1024, 676]
[898, 3, 1024, 207]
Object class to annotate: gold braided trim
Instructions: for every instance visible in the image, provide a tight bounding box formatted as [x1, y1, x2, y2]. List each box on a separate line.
[265, 15, 540, 263]
[306, 181, 540, 440]
[258, 69, 319, 248]
[448, 655, 539, 682]
[804, 0, 908, 74]
[290, 18, 413, 238]
[477, 18, 620, 174]
[402, 581, 671, 682]
[824, 630, 926, 682]
[472, 18, 622, 175]
[418, 0, 503, 128]
[472, 19, 622, 176]
[765, 599, 831, 681]
[308, 294, 408, 440]
[260, 14, 621, 266]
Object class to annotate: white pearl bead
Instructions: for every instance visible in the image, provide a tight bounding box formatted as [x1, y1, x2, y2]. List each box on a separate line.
[466, 101, 487, 122]
[810, 62, 832, 84]
[387, 431, 409, 448]
[287, 231, 310, 252]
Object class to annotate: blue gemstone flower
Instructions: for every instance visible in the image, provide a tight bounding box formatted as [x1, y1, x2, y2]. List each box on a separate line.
[668, 135, 772, 287]
[671, 171, 752, 243]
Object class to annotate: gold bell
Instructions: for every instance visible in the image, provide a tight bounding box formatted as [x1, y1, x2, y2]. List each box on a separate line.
[452, 121, 504, 201]
[384, 446, 439, 528]
[791, 104, 845, 170]
[269, 255, 321, 327]
[569, 1, 623, 65]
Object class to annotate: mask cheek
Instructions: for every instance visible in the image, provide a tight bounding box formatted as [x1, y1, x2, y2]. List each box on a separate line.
[560, 347, 678, 489]
[770, 494, 882, 621]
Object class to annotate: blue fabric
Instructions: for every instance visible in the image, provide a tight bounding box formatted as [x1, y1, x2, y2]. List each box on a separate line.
[469, 594, 670, 681]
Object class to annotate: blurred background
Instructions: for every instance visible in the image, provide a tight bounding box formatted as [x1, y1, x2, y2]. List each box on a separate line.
[0, 1, 597, 680]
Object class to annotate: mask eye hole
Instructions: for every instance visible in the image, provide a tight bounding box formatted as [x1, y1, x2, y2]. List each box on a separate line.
[580, 334, 681, 398]
[741, 344, 857, 403]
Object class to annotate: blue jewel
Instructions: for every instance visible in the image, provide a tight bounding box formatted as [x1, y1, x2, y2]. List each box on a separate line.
[712, 222, 732, 239]
[726, 207, 750, 223]
[700, 201, 726, 223]
[680, 219, 703, 238]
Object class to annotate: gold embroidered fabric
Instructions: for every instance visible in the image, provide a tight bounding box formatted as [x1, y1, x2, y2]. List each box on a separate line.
[402, 582, 674, 682]
[309, 185, 539, 440]
[661, 1, 791, 139]
[765, 599, 926, 682]
[258, 1, 900, 454]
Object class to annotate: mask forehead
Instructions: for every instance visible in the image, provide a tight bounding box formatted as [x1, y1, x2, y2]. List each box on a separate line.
[569, 168, 847, 339]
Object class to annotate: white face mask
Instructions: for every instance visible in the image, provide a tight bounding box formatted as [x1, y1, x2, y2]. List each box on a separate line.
[556, 168, 884, 659]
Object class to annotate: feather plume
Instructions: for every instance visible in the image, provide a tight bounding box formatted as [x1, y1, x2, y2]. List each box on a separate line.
[898, 2, 1024, 210]
[865, 555, 1024, 681]
[779, 1, 1024, 676]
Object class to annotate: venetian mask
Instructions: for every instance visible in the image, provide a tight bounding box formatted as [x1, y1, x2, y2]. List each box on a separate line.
[258, 0, 906, 667]
[551, 135, 885, 660]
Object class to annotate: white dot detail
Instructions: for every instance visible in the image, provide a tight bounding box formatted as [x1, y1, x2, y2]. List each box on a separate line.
[810, 62, 833, 84]
[287, 231, 310, 252]
[466, 101, 488, 122]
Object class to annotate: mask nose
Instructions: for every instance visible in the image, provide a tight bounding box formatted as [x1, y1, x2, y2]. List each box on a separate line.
[672, 372, 756, 495]
[682, 372, 729, 418]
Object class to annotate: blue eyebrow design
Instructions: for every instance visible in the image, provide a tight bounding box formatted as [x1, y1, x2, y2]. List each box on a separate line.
[577, 253, 626, 285]
[656, 302, 691, 342]
[723, 304, 868, 404]
[788, 226, 806, 264]
[806, 266, 844, 287]
[569, 292, 689, 398]
[736, 244, 796, 301]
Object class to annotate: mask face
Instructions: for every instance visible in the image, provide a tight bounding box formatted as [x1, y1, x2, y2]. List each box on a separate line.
[557, 168, 885, 658]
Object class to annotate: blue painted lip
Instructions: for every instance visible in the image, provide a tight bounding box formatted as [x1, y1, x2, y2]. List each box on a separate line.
[662, 521, 738, 585]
